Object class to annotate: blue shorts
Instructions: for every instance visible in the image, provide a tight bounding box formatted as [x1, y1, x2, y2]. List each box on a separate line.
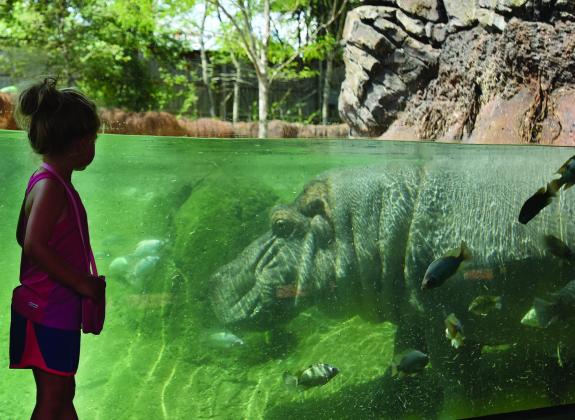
[9, 308, 80, 376]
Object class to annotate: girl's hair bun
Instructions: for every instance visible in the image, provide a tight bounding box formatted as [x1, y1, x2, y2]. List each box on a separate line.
[16, 77, 100, 155]
[18, 77, 60, 119]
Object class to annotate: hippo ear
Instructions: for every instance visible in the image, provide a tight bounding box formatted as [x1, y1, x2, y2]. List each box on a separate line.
[302, 198, 327, 217]
[297, 181, 331, 221]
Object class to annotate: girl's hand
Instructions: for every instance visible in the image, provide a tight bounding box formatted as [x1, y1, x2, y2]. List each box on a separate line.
[80, 274, 106, 301]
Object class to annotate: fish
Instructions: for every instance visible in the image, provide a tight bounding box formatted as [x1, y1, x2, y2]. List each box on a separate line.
[544, 235, 574, 260]
[556, 155, 575, 187]
[133, 255, 160, 279]
[463, 269, 494, 281]
[531, 280, 575, 328]
[208, 331, 245, 348]
[283, 363, 339, 390]
[520, 307, 539, 327]
[421, 241, 471, 290]
[468, 295, 502, 316]
[481, 344, 512, 355]
[445, 313, 465, 348]
[276, 283, 309, 299]
[518, 184, 557, 224]
[519, 155, 575, 224]
[108, 256, 130, 279]
[134, 239, 166, 257]
[390, 350, 429, 377]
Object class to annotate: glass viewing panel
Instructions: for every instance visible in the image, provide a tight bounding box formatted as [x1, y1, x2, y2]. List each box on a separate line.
[1, 130, 574, 419]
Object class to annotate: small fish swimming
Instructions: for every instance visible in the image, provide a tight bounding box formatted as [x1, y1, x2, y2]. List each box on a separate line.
[208, 331, 245, 348]
[283, 363, 339, 390]
[276, 283, 309, 299]
[518, 183, 557, 225]
[108, 256, 130, 279]
[445, 313, 465, 348]
[519, 155, 575, 224]
[544, 235, 574, 260]
[134, 239, 166, 257]
[556, 155, 575, 187]
[468, 295, 502, 316]
[520, 307, 539, 327]
[531, 280, 575, 328]
[390, 350, 429, 377]
[421, 242, 471, 290]
[133, 255, 160, 280]
[463, 269, 494, 281]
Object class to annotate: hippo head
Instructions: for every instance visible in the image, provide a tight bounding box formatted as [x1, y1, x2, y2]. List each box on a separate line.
[210, 181, 337, 327]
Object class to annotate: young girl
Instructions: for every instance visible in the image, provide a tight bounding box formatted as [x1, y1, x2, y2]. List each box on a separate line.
[10, 78, 105, 419]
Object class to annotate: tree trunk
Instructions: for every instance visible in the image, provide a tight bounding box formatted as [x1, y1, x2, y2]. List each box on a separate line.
[231, 53, 241, 123]
[221, 64, 228, 120]
[322, 55, 333, 125]
[258, 75, 269, 138]
[258, 0, 270, 138]
[200, 3, 216, 118]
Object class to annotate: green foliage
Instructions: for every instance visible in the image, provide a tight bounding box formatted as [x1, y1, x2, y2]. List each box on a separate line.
[0, 0, 352, 123]
[303, 33, 339, 61]
[0, 0, 196, 113]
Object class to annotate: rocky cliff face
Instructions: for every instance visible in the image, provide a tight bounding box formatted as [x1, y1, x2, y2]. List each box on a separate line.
[339, 1, 575, 145]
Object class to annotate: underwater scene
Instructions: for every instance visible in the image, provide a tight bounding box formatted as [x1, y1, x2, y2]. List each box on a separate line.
[1, 130, 575, 419]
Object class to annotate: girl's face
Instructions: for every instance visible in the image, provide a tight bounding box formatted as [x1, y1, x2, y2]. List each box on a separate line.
[72, 133, 97, 170]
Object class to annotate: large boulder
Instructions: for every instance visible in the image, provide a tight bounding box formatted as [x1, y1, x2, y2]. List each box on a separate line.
[339, 2, 575, 144]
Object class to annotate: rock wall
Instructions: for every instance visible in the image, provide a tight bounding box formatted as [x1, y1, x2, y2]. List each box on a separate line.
[339, 1, 575, 145]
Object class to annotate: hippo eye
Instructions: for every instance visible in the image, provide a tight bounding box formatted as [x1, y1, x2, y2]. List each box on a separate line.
[272, 219, 294, 237]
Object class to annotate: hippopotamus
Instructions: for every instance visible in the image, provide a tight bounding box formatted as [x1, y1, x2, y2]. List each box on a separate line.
[209, 161, 575, 401]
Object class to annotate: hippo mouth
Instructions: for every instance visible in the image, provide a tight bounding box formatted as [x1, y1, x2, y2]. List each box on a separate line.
[209, 234, 301, 328]
[210, 274, 265, 325]
[210, 272, 298, 328]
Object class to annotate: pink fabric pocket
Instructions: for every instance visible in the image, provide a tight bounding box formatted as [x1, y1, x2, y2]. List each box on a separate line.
[82, 294, 105, 335]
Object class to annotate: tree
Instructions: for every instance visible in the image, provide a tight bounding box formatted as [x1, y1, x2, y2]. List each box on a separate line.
[300, 0, 353, 124]
[208, 0, 350, 137]
[199, 1, 217, 117]
[213, 15, 249, 123]
[0, 0, 195, 113]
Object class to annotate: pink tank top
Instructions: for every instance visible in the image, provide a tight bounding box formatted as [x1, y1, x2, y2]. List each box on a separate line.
[11, 168, 90, 330]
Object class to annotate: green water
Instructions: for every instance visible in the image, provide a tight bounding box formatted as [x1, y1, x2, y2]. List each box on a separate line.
[0, 129, 574, 419]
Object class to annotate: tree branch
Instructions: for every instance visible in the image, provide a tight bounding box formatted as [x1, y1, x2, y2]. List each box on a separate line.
[270, 0, 350, 82]
[208, 0, 262, 78]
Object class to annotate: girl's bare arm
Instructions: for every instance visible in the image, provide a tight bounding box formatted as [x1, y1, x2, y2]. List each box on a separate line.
[23, 179, 104, 301]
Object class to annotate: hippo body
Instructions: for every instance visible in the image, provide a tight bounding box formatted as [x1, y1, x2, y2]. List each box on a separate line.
[210, 162, 575, 400]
